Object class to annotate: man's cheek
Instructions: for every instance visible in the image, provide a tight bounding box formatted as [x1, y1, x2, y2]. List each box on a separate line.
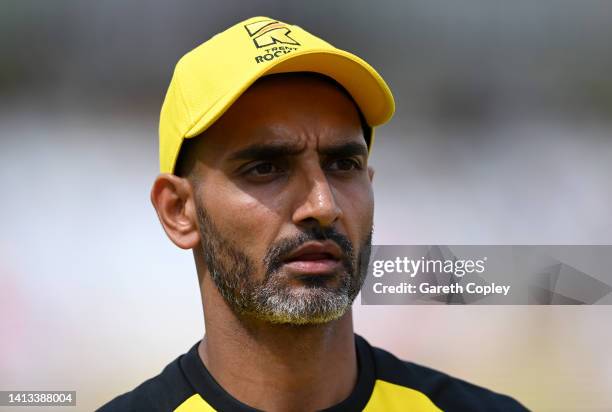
[209, 191, 265, 232]
[225, 207, 278, 259]
[341, 194, 374, 236]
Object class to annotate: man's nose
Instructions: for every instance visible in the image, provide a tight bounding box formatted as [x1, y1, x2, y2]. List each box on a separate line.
[291, 169, 343, 228]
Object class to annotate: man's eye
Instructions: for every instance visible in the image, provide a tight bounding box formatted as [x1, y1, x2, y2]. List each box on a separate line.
[245, 162, 283, 176]
[328, 158, 362, 172]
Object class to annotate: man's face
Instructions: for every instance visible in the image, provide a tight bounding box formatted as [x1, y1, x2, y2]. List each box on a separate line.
[188, 74, 374, 325]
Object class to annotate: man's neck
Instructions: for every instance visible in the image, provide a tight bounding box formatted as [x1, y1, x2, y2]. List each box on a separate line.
[199, 280, 358, 411]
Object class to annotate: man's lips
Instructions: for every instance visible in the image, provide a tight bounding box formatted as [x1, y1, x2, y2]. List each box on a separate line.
[282, 241, 343, 275]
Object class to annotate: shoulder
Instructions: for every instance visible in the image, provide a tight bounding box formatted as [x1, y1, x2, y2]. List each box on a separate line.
[362, 336, 529, 412]
[96, 354, 195, 412]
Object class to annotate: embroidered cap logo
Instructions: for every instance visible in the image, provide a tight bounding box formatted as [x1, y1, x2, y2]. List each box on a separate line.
[245, 19, 300, 48]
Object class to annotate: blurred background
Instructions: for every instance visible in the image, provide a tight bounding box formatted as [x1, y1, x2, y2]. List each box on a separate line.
[2, 1, 612, 411]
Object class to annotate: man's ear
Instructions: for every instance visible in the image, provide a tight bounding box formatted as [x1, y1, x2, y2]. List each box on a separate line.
[368, 166, 375, 183]
[150, 173, 200, 249]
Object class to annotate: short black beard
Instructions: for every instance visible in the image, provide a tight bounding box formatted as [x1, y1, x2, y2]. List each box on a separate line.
[196, 204, 372, 325]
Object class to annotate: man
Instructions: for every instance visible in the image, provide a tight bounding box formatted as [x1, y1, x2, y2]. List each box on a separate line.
[99, 16, 527, 411]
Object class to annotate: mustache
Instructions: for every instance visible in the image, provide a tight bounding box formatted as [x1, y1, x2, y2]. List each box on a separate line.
[263, 226, 355, 277]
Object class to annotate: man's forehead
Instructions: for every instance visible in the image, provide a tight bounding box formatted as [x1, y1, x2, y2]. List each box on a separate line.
[201, 126, 367, 164]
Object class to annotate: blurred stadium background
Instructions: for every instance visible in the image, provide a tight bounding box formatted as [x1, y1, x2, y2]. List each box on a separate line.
[2, 1, 612, 411]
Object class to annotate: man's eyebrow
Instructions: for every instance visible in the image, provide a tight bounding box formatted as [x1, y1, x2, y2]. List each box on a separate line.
[319, 142, 368, 158]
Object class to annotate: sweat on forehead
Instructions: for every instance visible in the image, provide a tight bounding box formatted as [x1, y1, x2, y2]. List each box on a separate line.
[174, 72, 370, 178]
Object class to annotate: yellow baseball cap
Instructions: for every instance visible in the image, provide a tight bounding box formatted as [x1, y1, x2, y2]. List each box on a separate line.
[159, 16, 395, 173]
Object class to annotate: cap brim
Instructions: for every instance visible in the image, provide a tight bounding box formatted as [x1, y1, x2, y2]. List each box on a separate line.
[184, 48, 395, 139]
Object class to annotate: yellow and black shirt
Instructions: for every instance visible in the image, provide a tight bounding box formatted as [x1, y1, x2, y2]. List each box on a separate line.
[98, 334, 527, 411]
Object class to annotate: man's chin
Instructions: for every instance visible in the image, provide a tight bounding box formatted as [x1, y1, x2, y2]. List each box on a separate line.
[248, 286, 355, 325]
